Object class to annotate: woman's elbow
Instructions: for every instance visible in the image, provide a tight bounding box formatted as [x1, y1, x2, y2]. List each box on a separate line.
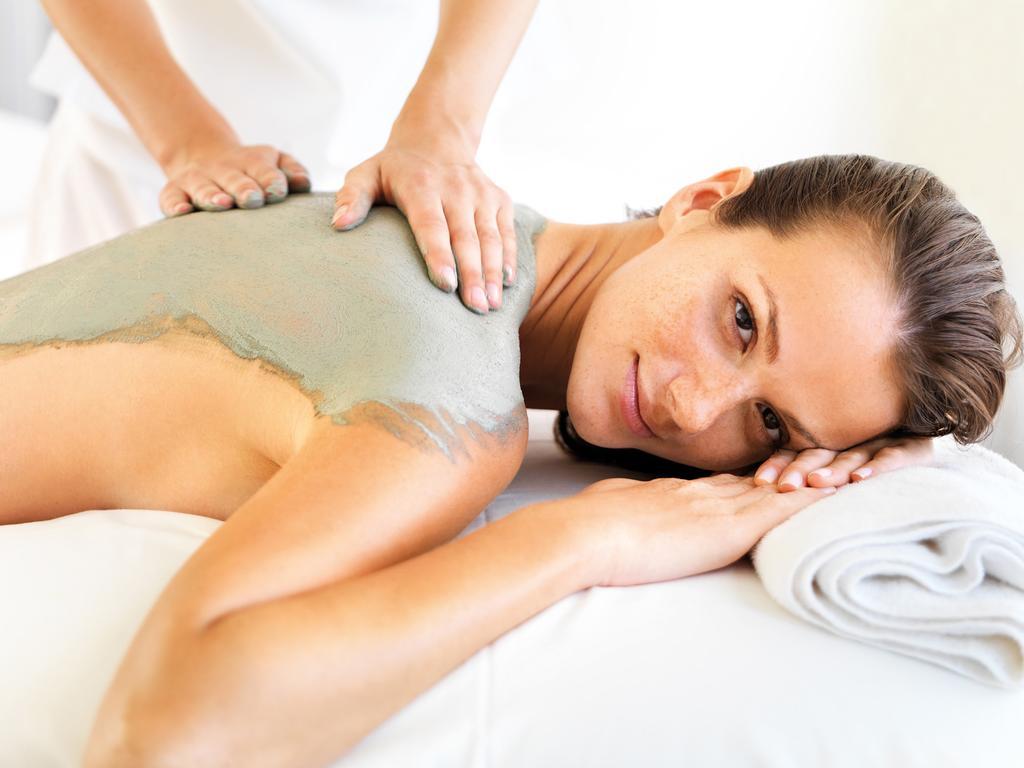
[83, 661, 236, 768]
[83, 708, 235, 768]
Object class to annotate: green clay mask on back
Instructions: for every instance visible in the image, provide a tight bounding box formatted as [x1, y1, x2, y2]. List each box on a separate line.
[0, 193, 547, 461]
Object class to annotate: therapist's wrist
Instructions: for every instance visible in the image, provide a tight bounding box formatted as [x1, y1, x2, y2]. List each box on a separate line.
[390, 97, 483, 161]
[151, 117, 240, 177]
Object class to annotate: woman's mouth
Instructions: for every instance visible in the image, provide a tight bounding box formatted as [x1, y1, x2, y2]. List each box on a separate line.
[620, 354, 655, 438]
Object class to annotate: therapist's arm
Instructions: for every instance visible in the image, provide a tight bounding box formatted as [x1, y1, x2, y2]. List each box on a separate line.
[332, 0, 540, 315]
[39, 0, 311, 215]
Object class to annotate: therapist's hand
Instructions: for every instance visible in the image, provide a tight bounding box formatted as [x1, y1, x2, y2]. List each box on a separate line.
[159, 140, 312, 217]
[332, 130, 517, 316]
[751, 434, 936, 491]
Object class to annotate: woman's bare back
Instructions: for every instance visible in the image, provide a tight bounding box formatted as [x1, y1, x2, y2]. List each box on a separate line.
[0, 194, 542, 524]
[0, 322, 315, 523]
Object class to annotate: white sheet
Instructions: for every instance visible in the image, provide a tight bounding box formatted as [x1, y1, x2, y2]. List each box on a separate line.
[1, 419, 1022, 767]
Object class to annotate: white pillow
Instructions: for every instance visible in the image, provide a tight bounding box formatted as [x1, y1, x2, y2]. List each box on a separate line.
[1, 434, 1022, 767]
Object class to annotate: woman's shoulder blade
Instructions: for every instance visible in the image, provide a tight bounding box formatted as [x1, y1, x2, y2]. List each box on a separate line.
[0, 194, 532, 467]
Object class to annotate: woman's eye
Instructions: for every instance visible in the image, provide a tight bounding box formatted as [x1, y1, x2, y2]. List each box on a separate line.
[759, 404, 785, 447]
[734, 297, 754, 345]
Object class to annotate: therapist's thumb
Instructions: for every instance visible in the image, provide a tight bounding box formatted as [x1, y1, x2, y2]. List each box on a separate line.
[332, 162, 378, 231]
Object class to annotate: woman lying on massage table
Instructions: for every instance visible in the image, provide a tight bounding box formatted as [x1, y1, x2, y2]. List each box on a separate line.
[0, 154, 1019, 766]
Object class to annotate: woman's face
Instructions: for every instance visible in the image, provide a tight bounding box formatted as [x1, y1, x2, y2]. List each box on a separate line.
[566, 203, 906, 473]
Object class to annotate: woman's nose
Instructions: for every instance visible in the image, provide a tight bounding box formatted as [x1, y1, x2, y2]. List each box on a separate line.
[665, 372, 750, 437]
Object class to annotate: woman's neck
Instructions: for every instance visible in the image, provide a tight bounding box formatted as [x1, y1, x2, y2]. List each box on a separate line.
[518, 216, 662, 410]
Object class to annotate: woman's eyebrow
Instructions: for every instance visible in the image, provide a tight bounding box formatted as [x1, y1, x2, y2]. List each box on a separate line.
[778, 404, 825, 451]
[757, 273, 781, 365]
[757, 273, 828, 451]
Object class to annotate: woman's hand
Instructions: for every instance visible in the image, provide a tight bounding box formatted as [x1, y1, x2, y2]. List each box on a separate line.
[550, 474, 836, 588]
[331, 133, 517, 316]
[159, 140, 311, 218]
[752, 435, 936, 492]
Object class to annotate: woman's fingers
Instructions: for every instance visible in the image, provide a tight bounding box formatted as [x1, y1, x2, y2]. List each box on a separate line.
[753, 448, 798, 486]
[813, 444, 889, 484]
[848, 436, 935, 482]
[775, 448, 840, 490]
[758, 435, 937, 492]
[278, 152, 311, 193]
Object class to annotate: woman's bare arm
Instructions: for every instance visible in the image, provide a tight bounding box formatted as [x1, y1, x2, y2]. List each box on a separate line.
[90, 498, 589, 767]
[83, 411, 827, 766]
[82, 413, 532, 766]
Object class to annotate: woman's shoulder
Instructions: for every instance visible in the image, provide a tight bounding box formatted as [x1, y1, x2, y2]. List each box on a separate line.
[282, 404, 529, 534]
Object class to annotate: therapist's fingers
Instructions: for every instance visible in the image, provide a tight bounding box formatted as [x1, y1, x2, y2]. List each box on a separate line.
[279, 152, 311, 193]
[446, 203, 489, 315]
[177, 171, 234, 212]
[404, 195, 459, 294]
[159, 182, 194, 218]
[475, 208, 504, 309]
[332, 160, 379, 230]
[497, 203, 518, 287]
[211, 167, 266, 211]
[243, 152, 289, 207]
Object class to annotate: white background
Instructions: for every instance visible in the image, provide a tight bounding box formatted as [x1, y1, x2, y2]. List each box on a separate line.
[1, 0, 1021, 464]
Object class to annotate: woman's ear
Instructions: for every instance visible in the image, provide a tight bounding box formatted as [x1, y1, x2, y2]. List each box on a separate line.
[657, 167, 755, 233]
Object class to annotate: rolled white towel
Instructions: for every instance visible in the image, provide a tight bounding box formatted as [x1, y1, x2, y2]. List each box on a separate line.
[752, 435, 1024, 689]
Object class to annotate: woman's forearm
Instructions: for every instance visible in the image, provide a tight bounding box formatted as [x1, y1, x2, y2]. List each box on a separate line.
[393, 0, 540, 152]
[101, 503, 593, 767]
[40, 0, 237, 170]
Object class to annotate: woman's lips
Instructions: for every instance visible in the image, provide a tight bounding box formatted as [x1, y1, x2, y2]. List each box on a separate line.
[621, 354, 655, 438]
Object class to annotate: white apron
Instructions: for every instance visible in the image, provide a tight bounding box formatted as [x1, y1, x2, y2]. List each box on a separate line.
[26, 0, 436, 272]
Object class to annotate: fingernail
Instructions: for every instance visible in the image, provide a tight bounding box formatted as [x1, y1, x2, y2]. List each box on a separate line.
[172, 202, 192, 216]
[810, 468, 832, 479]
[756, 467, 778, 484]
[503, 264, 515, 286]
[265, 182, 287, 202]
[823, 486, 837, 494]
[439, 266, 458, 293]
[852, 467, 873, 481]
[211, 193, 233, 208]
[485, 282, 501, 308]
[240, 190, 264, 209]
[470, 286, 489, 314]
[331, 204, 348, 227]
[780, 472, 802, 489]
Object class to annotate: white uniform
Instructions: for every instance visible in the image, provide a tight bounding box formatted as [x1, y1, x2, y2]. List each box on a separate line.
[26, 0, 436, 273]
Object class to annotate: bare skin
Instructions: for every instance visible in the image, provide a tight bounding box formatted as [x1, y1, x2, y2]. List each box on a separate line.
[0, 168, 936, 764]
